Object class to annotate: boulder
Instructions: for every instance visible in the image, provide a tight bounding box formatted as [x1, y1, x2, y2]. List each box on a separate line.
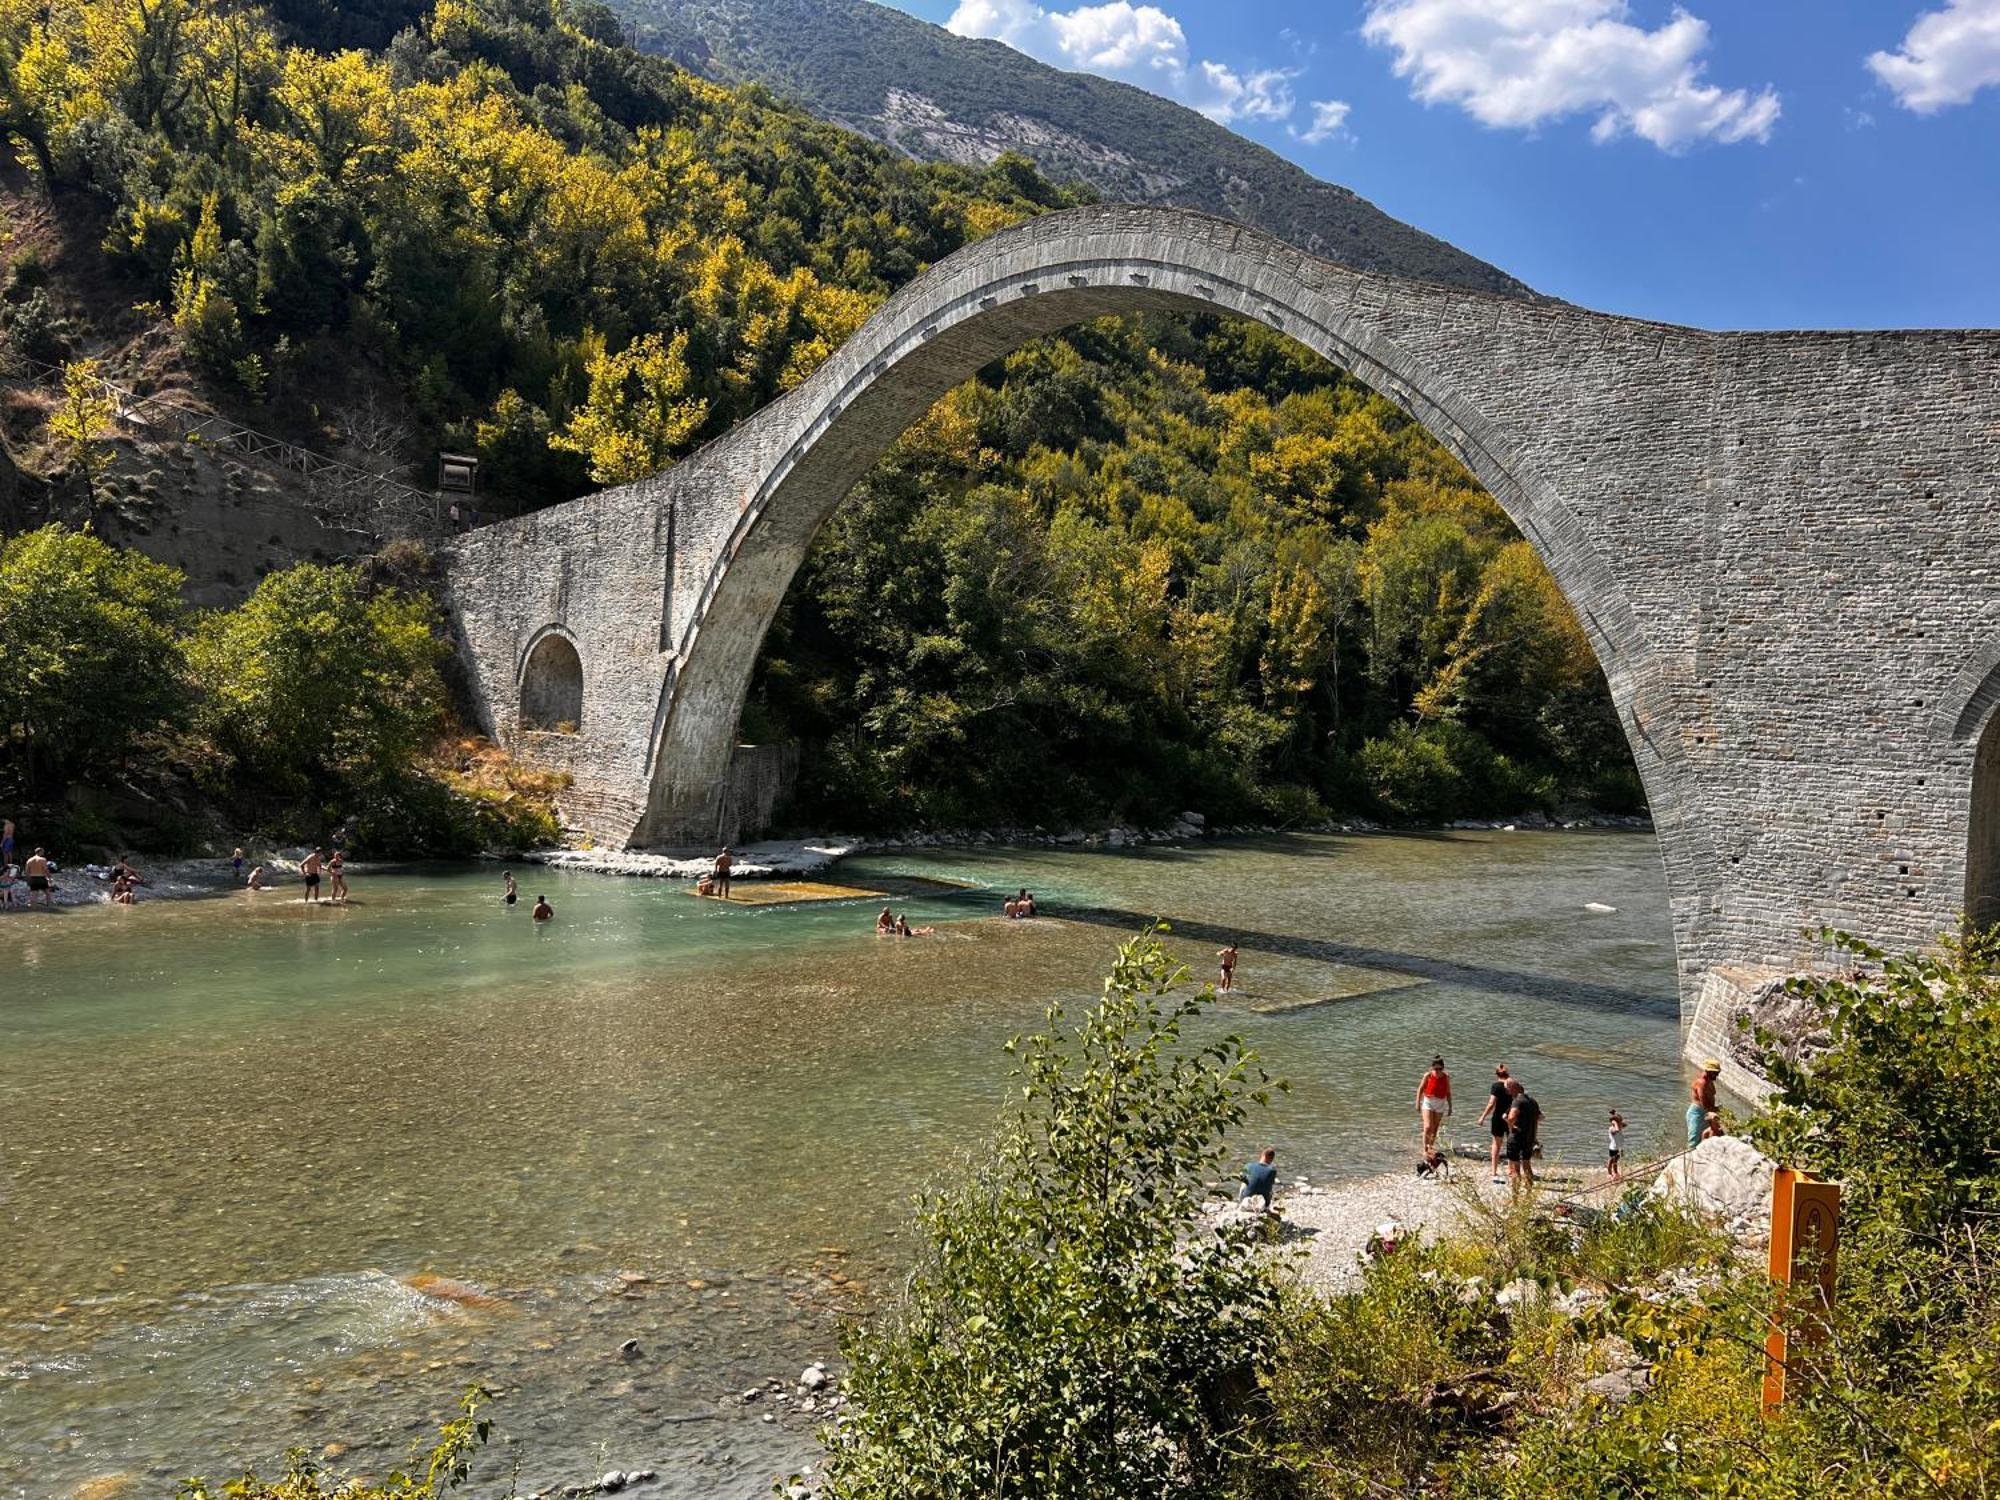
[1647, 1135, 1775, 1228]
[800, 1362, 829, 1392]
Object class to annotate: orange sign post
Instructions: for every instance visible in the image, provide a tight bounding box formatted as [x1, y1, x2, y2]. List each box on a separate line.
[1762, 1165, 1840, 1411]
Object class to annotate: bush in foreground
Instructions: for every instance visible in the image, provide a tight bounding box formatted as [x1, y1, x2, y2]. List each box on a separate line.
[816, 928, 1286, 1500]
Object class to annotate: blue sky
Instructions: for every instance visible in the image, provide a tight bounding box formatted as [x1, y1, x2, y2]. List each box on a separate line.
[879, 0, 2000, 330]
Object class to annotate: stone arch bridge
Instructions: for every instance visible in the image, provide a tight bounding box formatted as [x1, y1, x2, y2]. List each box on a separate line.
[443, 204, 2000, 1020]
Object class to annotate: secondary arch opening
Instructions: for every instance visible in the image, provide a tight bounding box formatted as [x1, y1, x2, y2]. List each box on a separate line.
[520, 630, 584, 734]
[1969, 705, 2000, 931]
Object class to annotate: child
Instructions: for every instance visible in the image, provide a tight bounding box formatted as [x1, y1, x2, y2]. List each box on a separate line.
[1607, 1110, 1626, 1179]
[232, 847, 245, 883]
[0, 864, 16, 909]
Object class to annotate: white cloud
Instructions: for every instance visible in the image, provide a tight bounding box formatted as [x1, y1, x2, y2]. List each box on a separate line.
[1868, 0, 2000, 113]
[1360, 0, 1779, 151]
[946, 0, 1301, 124]
[1299, 98, 1353, 144]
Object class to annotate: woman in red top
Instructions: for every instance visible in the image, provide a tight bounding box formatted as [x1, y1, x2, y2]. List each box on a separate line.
[1416, 1056, 1452, 1151]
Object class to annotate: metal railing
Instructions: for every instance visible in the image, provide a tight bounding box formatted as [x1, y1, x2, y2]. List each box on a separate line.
[4, 358, 447, 536]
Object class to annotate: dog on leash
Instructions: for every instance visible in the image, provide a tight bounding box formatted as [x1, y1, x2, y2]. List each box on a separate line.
[1416, 1148, 1453, 1181]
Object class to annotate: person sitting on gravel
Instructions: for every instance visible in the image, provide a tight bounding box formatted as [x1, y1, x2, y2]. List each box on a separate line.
[247, 864, 267, 890]
[876, 905, 895, 933]
[1240, 1147, 1278, 1211]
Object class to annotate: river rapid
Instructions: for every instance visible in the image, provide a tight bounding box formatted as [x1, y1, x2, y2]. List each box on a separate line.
[0, 831, 1679, 1497]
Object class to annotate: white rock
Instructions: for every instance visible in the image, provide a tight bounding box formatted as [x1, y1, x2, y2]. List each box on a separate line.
[1648, 1135, 1775, 1226]
[1583, 901, 1618, 913]
[599, 1473, 626, 1493]
[800, 1362, 829, 1392]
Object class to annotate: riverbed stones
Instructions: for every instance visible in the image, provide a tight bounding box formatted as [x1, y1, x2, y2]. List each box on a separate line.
[799, 1362, 829, 1392]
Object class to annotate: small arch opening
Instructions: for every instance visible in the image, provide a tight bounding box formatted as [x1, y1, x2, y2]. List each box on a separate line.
[521, 632, 584, 734]
[1968, 709, 2000, 931]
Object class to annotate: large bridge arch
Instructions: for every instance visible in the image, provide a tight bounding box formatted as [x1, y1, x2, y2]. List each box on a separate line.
[444, 204, 2000, 1016]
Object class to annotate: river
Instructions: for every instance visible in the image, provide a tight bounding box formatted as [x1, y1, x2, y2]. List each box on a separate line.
[0, 830, 1678, 1497]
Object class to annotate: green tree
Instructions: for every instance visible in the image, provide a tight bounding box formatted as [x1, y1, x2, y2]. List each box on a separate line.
[0, 524, 186, 787]
[187, 562, 447, 792]
[48, 357, 117, 510]
[817, 928, 1285, 1500]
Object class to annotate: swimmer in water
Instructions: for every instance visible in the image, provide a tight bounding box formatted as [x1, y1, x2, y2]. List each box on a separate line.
[532, 895, 554, 922]
[504, 871, 518, 906]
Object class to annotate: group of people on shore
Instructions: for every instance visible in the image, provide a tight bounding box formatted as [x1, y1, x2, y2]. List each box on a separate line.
[1240, 1051, 1723, 1212]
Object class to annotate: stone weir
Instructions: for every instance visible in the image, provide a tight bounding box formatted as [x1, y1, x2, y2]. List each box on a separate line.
[438, 203, 2000, 1025]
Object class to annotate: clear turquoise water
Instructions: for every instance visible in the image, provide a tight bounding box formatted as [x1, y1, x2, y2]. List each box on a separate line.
[0, 831, 1678, 1497]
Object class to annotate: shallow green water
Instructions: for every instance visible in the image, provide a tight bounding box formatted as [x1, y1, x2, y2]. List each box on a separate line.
[0, 831, 1678, 1497]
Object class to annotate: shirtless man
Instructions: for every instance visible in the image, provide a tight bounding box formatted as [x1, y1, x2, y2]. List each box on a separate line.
[876, 905, 894, 933]
[1688, 1059, 1721, 1150]
[1217, 943, 1238, 992]
[22, 847, 52, 906]
[532, 894, 554, 922]
[504, 871, 518, 907]
[712, 846, 733, 900]
[300, 848, 323, 904]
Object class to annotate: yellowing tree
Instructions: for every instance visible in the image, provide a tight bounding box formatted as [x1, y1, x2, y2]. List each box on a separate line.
[550, 330, 708, 485]
[48, 357, 117, 510]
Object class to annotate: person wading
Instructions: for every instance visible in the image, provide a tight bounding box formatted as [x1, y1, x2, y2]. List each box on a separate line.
[1216, 943, 1238, 992]
[1416, 1055, 1452, 1152]
[300, 848, 323, 904]
[712, 846, 733, 900]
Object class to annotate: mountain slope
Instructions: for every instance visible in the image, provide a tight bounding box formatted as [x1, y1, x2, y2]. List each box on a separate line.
[614, 0, 1534, 298]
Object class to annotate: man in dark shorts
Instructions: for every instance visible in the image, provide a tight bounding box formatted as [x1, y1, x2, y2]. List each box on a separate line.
[1503, 1079, 1544, 1193]
[22, 846, 52, 906]
[1475, 1064, 1512, 1184]
[300, 847, 323, 904]
[712, 846, 733, 899]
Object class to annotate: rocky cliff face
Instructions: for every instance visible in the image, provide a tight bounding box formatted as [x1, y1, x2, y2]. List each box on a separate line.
[618, 0, 1536, 298]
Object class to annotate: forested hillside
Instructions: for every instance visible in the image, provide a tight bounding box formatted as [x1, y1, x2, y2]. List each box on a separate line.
[616, 0, 1534, 298]
[0, 0, 1637, 845]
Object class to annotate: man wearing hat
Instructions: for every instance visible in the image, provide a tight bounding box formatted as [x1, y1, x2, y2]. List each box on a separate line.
[1688, 1057, 1721, 1149]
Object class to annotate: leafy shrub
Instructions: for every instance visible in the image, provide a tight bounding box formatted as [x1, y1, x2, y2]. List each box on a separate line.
[178, 1387, 494, 1499]
[816, 929, 1285, 1500]
[187, 562, 449, 794]
[0, 524, 186, 790]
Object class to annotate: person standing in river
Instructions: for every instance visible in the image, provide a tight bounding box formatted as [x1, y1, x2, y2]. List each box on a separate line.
[532, 894, 554, 922]
[1475, 1064, 1513, 1184]
[1688, 1059, 1721, 1150]
[712, 846, 733, 900]
[327, 850, 348, 904]
[1217, 943, 1238, 992]
[503, 871, 518, 907]
[300, 847, 323, 904]
[1416, 1055, 1452, 1153]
